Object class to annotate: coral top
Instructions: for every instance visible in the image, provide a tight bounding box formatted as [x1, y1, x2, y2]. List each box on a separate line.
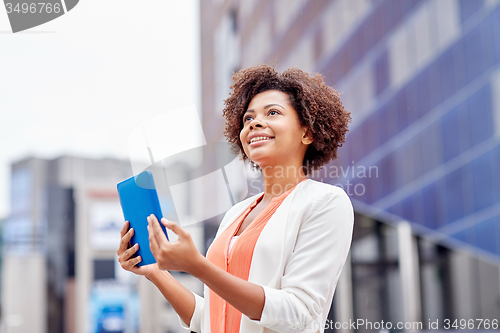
[206, 184, 300, 333]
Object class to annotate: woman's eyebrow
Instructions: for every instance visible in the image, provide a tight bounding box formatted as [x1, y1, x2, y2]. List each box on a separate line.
[246, 103, 285, 113]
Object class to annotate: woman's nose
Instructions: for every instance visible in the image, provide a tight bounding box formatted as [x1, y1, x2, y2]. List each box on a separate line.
[249, 118, 266, 129]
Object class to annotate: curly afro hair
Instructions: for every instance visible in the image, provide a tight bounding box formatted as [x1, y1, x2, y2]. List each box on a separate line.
[222, 64, 351, 175]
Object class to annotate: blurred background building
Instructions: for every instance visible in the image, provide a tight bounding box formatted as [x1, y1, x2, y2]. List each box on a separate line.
[200, 0, 500, 332]
[1, 156, 203, 333]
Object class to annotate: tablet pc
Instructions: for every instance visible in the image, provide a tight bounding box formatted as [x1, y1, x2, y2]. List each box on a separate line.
[117, 170, 169, 266]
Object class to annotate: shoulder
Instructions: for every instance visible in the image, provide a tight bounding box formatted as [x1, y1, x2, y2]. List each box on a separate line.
[295, 179, 352, 205]
[291, 180, 354, 227]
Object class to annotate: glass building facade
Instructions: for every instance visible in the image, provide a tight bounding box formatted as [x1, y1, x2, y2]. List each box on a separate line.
[330, 0, 500, 260]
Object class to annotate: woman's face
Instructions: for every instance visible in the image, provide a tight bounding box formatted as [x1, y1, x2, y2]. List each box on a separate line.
[239, 90, 312, 171]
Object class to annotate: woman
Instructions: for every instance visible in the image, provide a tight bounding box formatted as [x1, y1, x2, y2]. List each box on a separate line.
[117, 65, 354, 333]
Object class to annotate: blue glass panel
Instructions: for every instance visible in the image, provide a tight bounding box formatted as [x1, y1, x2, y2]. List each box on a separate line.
[366, 164, 384, 203]
[475, 217, 496, 254]
[397, 87, 409, 131]
[491, 144, 500, 204]
[461, 0, 485, 23]
[356, 174, 370, 204]
[410, 135, 424, 179]
[464, 26, 485, 82]
[392, 0, 404, 25]
[445, 167, 465, 223]
[394, 147, 405, 190]
[481, 15, 498, 72]
[375, 51, 389, 95]
[361, 14, 377, 56]
[379, 154, 396, 198]
[464, 223, 478, 246]
[471, 151, 494, 212]
[381, 1, 394, 36]
[461, 162, 476, 216]
[453, 40, 468, 93]
[347, 34, 362, 68]
[452, 229, 467, 243]
[386, 99, 400, 139]
[412, 190, 425, 226]
[420, 125, 439, 175]
[459, 0, 484, 24]
[379, 106, 390, 144]
[350, 128, 364, 164]
[493, 7, 500, 66]
[457, 102, 471, 151]
[441, 107, 461, 162]
[416, 69, 431, 117]
[427, 60, 442, 111]
[423, 182, 439, 229]
[387, 201, 403, 219]
[468, 86, 493, 146]
[495, 217, 500, 256]
[338, 145, 350, 172]
[374, 4, 386, 41]
[402, 196, 415, 222]
[496, 217, 500, 256]
[439, 48, 457, 101]
[436, 178, 449, 226]
[407, 81, 420, 124]
[363, 112, 380, 155]
[401, 0, 421, 16]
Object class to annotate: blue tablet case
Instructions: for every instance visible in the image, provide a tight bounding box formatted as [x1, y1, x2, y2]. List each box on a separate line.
[117, 170, 169, 266]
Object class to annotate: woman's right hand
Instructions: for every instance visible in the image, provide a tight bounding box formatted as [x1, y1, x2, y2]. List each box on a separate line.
[117, 221, 160, 279]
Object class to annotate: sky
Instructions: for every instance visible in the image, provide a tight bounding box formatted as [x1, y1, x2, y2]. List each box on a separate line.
[0, 0, 200, 218]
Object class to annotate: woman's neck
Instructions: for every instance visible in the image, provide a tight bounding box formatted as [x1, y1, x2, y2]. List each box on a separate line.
[260, 164, 307, 200]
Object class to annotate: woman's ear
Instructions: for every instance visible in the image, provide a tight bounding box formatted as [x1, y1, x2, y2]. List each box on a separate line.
[302, 128, 314, 145]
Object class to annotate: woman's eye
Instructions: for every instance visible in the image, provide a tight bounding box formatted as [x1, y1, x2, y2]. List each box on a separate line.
[243, 115, 253, 122]
[269, 110, 279, 116]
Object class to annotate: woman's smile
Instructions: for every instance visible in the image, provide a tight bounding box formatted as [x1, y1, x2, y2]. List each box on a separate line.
[249, 137, 274, 146]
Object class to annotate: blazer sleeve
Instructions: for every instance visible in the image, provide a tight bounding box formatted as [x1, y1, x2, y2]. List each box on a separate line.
[178, 292, 204, 332]
[252, 186, 354, 332]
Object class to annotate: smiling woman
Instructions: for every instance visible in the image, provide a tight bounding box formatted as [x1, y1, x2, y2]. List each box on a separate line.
[117, 64, 354, 333]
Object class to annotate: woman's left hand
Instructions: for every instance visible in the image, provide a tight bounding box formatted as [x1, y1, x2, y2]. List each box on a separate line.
[147, 214, 203, 274]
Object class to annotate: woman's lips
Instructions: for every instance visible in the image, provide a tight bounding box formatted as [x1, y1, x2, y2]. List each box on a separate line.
[249, 136, 274, 146]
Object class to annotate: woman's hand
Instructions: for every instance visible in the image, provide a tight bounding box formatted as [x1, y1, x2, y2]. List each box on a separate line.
[147, 214, 203, 274]
[117, 221, 161, 279]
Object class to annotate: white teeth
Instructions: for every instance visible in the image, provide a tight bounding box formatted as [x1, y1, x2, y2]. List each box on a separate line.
[250, 136, 273, 143]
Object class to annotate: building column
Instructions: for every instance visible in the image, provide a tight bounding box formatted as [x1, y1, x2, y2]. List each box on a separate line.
[397, 221, 421, 330]
[138, 276, 162, 333]
[334, 253, 354, 333]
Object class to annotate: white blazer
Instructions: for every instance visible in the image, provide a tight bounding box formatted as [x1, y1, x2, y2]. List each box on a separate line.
[180, 179, 354, 333]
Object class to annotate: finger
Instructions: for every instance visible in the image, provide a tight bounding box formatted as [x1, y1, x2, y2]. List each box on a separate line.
[128, 256, 142, 270]
[149, 214, 168, 246]
[164, 220, 187, 238]
[122, 243, 139, 261]
[118, 227, 134, 254]
[120, 221, 129, 238]
[148, 221, 160, 255]
[130, 257, 143, 272]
